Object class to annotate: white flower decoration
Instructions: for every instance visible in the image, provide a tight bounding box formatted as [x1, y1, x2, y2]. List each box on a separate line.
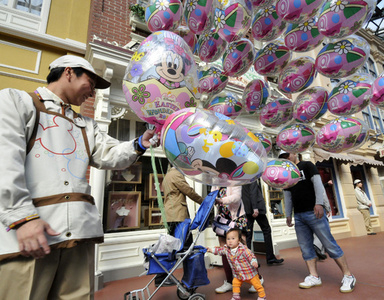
[186, 0, 197, 12]
[291, 124, 305, 131]
[215, 10, 226, 29]
[225, 96, 236, 106]
[330, 117, 345, 124]
[156, 0, 169, 11]
[209, 68, 220, 78]
[330, 0, 348, 13]
[262, 6, 274, 17]
[264, 44, 278, 55]
[334, 40, 352, 55]
[338, 81, 355, 94]
[282, 161, 294, 171]
[299, 20, 315, 32]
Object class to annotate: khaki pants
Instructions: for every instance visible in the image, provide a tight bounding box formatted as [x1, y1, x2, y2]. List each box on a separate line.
[360, 209, 373, 233]
[0, 243, 95, 300]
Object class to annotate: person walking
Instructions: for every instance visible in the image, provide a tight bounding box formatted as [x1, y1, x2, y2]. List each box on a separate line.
[354, 179, 376, 235]
[242, 180, 284, 266]
[279, 151, 356, 293]
[0, 55, 158, 300]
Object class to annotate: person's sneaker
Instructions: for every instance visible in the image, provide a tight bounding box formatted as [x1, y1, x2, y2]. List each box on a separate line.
[299, 275, 322, 289]
[340, 274, 356, 293]
[257, 297, 267, 300]
[215, 280, 232, 293]
[249, 275, 264, 293]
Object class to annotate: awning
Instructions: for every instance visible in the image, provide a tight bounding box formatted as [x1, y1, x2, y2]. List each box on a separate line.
[313, 148, 384, 167]
[349, 154, 384, 167]
[313, 148, 354, 164]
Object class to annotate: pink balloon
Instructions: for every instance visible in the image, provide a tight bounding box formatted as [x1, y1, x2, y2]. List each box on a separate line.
[262, 159, 301, 189]
[175, 26, 197, 53]
[276, 124, 316, 153]
[278, 56, 316, 94]
[145, 0, 182, 32]
[184, 0, 214, 34]
[251, 5, 287, 42]
[242, 79, 270, 114]
[371, 73, 384, 108]
[222, 38, 255, 77]
[198, 66, 228, 99]
[196, 28, 228, 63]
[276, 0, 325, 24]
[293, 86, 328, 123]
[206, 91, 243, 118]
[260, 98, 293, 128]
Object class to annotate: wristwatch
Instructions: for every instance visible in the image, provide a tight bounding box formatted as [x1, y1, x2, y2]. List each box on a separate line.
[134, 136, 146, 155]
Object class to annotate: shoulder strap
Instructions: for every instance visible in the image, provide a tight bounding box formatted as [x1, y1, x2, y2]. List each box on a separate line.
[27, 92, 43, 154]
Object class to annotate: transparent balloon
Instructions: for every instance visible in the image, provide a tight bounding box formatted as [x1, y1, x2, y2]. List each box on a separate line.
[370, 72, 384, 108]
[284, 18, 325, 52]
[145, 0, 183, 32]
[122, 31, 200, 130]
[174, 26, 197, 53]
[183, 0, 214, 35]
[253, 132, 273, 154]
[276, 0, 325, 24]
[276, 123, 316, 153]
[327, 72, 373, 116]
[160, 107, 268, 186]
[206, 91, 243, 118]
[251, 5, 287, 42]
[242, 78, 270, 114]
[254, 39, 292, 77]
[315, 116, 369, 153]
[260, 98, 293, 127]
[278, 56, 317, 94]
[222, 38, 255, 77]
[293, 86, 328, 123]
[262, 159, 301, 189]
[315, 34, 370, 79]
[196, 28, 228, 63]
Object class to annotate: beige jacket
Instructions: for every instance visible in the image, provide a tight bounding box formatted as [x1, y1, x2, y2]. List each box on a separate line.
[162, 167, 203, 222]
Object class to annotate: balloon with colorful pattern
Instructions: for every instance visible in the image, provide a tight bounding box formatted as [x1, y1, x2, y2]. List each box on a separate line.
[315, 35, 370, 79]
[122, 31, 200, 130]
[293, 86, 328, 123]
[196, 28, 228, 63]
[317, 0, 377, 39]
[175, 26, 197, 53]
[276, 0, 325, 24]
[371, 72, 384, 108]
[160, 107, 267, 186]
[206, 91, 243, 118]
[251, 5, 287, 42]
[278, 56, 316, 94]
[198, 65, 228, 100]
[254, 39, 292, 77]
[145, 0, 183, 32]
[260, 98, 293, 127]
[250, 0, 275, 8]
[184, 0, 214, 35]
[242, 78, 270, 114]
[213, 0, 253, 43]
[222, 38, 255, 77]
[315, 116, 369, 153]
[276, 123, 316, 153]
[327, 73, 373, 116]
[253, 132, 273, 154]
[262, 159, 301, 189]
[284, 18, 325, 52]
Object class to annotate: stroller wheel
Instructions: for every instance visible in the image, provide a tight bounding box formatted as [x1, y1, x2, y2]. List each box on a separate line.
[188, 293, 205, 300]
[177, 286, 195, 300]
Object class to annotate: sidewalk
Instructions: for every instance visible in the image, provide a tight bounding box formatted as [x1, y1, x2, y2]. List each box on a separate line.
[95, 233, 384, 300]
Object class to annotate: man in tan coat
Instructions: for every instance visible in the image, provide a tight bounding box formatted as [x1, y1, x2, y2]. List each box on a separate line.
[354, 179, 376, 235]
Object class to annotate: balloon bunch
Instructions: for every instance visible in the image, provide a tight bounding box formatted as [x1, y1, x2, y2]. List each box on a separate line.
[123, 0, 381, 188]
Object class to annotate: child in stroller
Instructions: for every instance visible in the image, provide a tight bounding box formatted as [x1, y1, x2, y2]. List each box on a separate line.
[207, 227, 267, 300]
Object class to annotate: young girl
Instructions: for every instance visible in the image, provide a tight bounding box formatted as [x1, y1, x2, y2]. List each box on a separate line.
[207, 228, 267, 300]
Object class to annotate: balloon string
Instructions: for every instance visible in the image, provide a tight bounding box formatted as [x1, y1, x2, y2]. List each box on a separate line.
[150, 145, 168, 232]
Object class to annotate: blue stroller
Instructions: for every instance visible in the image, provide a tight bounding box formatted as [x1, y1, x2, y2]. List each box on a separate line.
[123, 190, 219, 300]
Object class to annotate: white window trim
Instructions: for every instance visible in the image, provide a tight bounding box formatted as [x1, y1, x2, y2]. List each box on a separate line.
[0, 0, 51, 33]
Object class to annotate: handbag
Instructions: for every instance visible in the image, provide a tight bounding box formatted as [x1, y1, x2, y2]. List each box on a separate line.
[211, 205, 241, 237]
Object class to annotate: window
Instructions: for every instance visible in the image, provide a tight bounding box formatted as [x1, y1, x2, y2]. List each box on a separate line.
[362, 104, 384, 133]
[0, 0, 51, 32]
[362, 57, 378, 79]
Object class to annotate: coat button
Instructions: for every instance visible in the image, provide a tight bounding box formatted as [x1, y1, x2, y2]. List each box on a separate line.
[66, 232, 72, 237]
[64, 181, 69, 185]
[64, 195, 70, 200]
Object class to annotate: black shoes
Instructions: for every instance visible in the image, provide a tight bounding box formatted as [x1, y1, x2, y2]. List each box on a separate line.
[368, 232, 377, 235]
[267, 258, 284, 265]
[314, 245, 327, 261]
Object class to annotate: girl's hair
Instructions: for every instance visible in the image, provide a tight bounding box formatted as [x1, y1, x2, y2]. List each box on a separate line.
[226, 227, 242, 239]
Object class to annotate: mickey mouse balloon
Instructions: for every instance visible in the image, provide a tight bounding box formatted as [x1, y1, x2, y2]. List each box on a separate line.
[123, 31, 200, 130]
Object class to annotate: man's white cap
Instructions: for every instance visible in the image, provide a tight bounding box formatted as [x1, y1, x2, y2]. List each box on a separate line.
[49, 55, 111, 89]
[278, 149, 290, 158]
[354, 179, 362, 185]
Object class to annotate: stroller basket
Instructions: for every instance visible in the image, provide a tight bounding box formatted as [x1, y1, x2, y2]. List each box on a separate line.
[144, 251, 177, 275]
[181, 245, 210, 289]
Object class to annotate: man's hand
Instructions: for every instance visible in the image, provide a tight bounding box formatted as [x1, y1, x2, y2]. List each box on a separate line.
[141, 129, 159, 148]
[252, 209, 259, 218]
[16, 219, 60, 259]
[314, 204, 324, 219]
[286, 216, 293, 227]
